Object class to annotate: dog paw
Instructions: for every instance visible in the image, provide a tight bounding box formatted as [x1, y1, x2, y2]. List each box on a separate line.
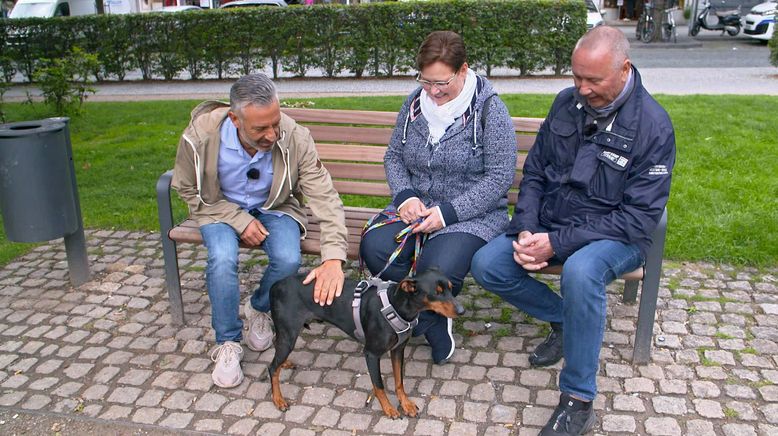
[401, 400, 418, 417]
[382, 406, 401, 419]
[272, 397, 289, 411]
[280, 360, 295, 369]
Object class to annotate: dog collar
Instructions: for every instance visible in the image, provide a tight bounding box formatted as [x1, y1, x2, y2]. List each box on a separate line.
[352, 278, 418, 348]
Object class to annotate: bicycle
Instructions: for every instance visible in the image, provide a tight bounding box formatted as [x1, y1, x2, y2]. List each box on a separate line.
[635, 2, 657, 43]
[661, 6, 679, 43]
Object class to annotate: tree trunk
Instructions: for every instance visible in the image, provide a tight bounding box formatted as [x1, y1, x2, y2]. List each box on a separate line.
[650, 0, 668, 42]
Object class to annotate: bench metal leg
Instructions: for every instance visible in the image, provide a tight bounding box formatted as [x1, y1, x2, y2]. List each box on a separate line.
[622, 280, 639, 303]
[156, 170, 185, 325]
[633, 208, 667, 364]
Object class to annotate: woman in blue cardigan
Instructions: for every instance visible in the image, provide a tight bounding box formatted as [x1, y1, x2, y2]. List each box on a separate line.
[359, 31, 517, 364]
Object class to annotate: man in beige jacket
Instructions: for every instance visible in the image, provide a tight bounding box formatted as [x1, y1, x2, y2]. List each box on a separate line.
[172, 74, 348, 388]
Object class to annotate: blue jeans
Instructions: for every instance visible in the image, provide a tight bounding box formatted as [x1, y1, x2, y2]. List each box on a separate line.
[200, 212, 301, 343]
[471, 234, 642, 400]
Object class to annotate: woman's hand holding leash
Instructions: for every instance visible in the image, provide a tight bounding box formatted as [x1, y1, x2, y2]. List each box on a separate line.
[398, 198, 427, 224]
[412, 206, 444, 234]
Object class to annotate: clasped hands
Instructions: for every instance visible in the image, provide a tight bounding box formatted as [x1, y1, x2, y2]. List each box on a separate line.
[398, 198, 443, 234]
[513, 231, 554, 271]
[241, 219, 344, 307]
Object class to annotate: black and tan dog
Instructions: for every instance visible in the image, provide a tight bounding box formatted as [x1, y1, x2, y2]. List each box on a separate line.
[268, 269, 464, 418]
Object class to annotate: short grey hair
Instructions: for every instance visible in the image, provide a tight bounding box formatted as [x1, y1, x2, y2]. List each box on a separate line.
[229, 73, 278, 114]
[574, 26, 630, 69]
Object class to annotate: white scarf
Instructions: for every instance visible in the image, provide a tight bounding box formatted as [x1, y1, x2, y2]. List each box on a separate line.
[420, 68, 477, 144]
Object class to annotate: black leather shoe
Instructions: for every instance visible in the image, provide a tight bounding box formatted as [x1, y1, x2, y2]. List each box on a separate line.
[539, 393, 596, 436]
[529, 322, 563, 367]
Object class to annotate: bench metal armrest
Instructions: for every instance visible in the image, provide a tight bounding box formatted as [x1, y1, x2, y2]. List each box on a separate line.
[156, 170, 175, 240]
[633, 206, 668, 363]
[156, 170, 184, 325]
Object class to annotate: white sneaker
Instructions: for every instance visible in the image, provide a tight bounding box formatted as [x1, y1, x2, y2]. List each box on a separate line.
[244, 300, 274, 352]
[210, 341, 244, 388]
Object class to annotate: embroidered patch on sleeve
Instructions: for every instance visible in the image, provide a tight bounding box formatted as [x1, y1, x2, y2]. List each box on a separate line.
[648, 164, 669, 176]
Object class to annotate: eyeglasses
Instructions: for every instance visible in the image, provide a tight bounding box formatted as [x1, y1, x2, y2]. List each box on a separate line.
[415, 72, 458, 90]
[246, 168, 260, 180]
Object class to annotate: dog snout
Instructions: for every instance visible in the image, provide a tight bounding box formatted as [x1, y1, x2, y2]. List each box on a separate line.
[454, 300, 465, 316]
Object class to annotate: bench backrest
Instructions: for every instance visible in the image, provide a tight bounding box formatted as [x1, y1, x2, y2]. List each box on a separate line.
[283, 108, 543, 204]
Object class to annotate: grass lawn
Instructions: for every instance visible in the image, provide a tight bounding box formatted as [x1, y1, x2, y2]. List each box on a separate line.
[1, 95, 775, 267]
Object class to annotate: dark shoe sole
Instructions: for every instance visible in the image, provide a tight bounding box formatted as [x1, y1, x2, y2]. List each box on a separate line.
[539, 408, 596, 436]
[529, 353, 563, 367]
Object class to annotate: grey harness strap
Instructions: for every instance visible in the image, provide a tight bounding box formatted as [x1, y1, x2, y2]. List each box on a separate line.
[351, 278, 418, 348]
[351, 279, 370, 342]
[376, 287, 419, 350]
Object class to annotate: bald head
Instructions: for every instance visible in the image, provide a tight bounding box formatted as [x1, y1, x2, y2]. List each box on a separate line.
[574, 26, 630, 70]
[570, 26, 632, 108]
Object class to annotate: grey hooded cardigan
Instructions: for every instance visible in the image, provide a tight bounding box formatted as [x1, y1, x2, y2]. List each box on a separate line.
[383, 75, 518, 242]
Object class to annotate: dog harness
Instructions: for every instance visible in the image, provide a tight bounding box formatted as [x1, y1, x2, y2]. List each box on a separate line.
[352, 277, 419, 350]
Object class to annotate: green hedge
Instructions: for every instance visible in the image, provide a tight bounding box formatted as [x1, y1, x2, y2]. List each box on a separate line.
[0, 0, 585, 82]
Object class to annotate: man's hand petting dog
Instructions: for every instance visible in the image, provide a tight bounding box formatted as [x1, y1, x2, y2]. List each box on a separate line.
[303, 259, 344, 306]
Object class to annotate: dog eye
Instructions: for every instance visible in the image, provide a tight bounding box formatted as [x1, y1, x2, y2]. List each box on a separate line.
[435, 285, 443, 294]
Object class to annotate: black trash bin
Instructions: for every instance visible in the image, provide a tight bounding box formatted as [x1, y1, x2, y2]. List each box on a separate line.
[0, 117, 89, 285]
[0, 119, 78, 242]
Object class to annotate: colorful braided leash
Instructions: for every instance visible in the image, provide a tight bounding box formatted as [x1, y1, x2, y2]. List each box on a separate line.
[360, 210, 428, 279]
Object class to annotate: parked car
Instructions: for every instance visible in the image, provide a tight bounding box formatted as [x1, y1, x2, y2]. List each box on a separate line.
[9, 0, 98, 18]
[219, 0, 287, 8]
[158, 5, 204, 12]
[8, 0, 136, 18]
[586, 0, 605, 29]
[743, 0, 776, 42]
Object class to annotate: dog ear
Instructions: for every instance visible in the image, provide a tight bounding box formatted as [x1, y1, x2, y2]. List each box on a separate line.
[435, 279, 453, 294]
[399, 279, 417, 293]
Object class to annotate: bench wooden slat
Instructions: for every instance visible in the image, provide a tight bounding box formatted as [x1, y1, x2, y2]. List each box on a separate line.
[333, 180, 391, 197]
[512, 117, 544, 132]
[307, 125, 393, 145]
[286, 108, 543, 132]
[517, 134, 536, 151]
[284, 108, 398, 126]
[316, 143, 386, 163]
[323, 162, 386, 181]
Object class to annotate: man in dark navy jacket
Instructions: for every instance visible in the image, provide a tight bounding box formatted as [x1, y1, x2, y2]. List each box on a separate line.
[471, 26, 675, 436]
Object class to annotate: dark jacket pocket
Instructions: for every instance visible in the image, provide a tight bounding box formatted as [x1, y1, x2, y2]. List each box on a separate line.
[590, 150, 629, 203]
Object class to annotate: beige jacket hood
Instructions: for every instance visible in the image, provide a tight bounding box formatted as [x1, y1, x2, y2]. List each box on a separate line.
[171, 100, 348, 262]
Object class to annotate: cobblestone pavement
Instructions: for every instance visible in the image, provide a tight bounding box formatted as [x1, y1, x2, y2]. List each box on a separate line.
[0, 230, 776, 435]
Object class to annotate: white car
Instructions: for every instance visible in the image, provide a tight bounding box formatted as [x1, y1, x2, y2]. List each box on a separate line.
[586, 0, 605, 29]
[743, 0, 776, 42]
[219, 0, 287, 8]
[158, 5, 203, 12]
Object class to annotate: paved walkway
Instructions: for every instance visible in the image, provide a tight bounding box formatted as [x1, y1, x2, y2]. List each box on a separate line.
[6, 66, 778, 102]
[0, 230, 776, 435]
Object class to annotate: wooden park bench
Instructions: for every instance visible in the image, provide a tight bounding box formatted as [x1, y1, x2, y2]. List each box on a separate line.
[156, 108, 668, 364]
